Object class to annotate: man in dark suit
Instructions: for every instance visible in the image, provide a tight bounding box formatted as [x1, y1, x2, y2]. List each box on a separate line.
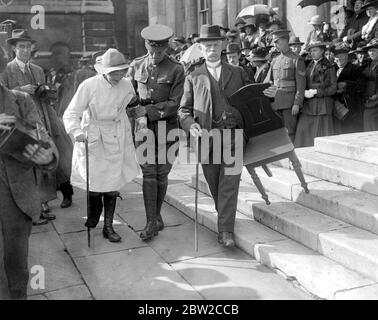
[0, 46, 58, 299]
[179, 25, 277, 248]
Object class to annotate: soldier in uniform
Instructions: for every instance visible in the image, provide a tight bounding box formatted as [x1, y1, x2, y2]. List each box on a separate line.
[126, 25, 185, 242]
[265, 30, 306, 142]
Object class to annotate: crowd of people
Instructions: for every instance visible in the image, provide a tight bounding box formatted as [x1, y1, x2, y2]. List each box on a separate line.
[171, 0, 378, 146]
[1, 0, 378, 300]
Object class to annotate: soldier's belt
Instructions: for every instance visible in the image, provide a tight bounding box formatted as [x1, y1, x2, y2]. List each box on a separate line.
[274, 80, 296, 88]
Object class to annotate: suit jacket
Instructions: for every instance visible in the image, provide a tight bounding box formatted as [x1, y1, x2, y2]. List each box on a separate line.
[179, 61, 249, 132]
[0, 85, 58, 222]
[0, 58, 45, 90]
[303, 58, 337, 115]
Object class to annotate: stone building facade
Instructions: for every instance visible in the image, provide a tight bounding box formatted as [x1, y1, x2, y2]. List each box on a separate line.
[148, 0, 350, 43]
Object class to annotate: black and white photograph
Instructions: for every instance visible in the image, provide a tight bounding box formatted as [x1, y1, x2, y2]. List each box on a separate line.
[0, 0, 378, 305]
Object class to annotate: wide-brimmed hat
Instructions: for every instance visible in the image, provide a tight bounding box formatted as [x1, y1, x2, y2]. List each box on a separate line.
[307, 40, 330, 50]
[234, 17, 246, 28]
[333, 43, 351, 55]
[247, 47, 268, 62]
[363, 38, 378, 50]
[225, 43, 241, 54]
[361, 0, 378, 10]
[308, 15, 324, 25]
[6, 29, 36, 46]
[94, 48, 129, 74]
[289, 36, 304, 46]
[241, 17, 257, 29]
[197, 25, 225, 42]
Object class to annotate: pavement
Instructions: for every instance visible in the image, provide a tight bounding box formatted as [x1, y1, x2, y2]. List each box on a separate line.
[24, 158, 312, 300]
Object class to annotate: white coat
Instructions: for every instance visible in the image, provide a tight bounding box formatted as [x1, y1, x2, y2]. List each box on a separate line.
[63, 75, 140, 192]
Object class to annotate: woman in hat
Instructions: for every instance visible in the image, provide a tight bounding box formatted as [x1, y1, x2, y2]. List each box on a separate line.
[305, 15, 327, 50]
[333, 45, 365, 134]
[360, 39, 378, 131]
[360, 0, 378, 41]
[295, 41, 337, 148]
[241, 17, 258, 48]
[247, 47, 270, 83]
[63, 48, 140, 243]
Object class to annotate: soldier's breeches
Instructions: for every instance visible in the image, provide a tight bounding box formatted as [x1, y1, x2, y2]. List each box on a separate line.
[277, 109, 298, 142]
[0, 178, 32, 300]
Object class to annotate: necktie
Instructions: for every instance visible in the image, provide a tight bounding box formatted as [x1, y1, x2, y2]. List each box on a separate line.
[24, 65, 36, 85]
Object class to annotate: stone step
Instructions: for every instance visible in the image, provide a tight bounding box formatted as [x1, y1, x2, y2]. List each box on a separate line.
[241, 166, 378, 235]
[315, 132, 378, 166]
[192, 174, 378, 283]
[165, 182, 377, 300]
[274, 147, 378, 196]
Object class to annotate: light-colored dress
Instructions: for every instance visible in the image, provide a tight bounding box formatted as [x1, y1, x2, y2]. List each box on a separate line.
[63, 75, 140, 192]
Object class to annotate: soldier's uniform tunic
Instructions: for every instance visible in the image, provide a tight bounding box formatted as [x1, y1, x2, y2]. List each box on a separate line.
[266, 49, 306, 141]
[127, 51, 185, 233]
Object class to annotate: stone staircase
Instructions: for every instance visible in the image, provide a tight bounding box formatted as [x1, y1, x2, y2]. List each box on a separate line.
[179, 132, 378, 299]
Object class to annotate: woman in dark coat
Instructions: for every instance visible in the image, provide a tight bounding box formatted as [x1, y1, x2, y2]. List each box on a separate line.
[333, 46, 364, 134]
[360, 39, 378, 131]
[295, 41, 337, 148]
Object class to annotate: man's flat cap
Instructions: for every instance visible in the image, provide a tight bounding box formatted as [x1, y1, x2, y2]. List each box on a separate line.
[141, 24, 174, 47]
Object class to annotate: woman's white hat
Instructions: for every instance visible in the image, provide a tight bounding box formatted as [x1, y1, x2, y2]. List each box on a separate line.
[94, 48, 129, 74]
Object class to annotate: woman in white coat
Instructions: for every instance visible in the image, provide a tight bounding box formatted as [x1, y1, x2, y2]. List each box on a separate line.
[63, 49, 140, 243]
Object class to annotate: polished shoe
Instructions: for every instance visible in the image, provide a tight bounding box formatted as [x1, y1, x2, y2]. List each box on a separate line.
[41, 202, 51, 213]
[102, 193, 121, 243]
[218, 232, 235, 248]
[156, 214, 165, 231]
[60, 196, 73, 209]
[40, 212, 56, 221]
[140, 221, 158, 241]
[32, 218, 49, 226]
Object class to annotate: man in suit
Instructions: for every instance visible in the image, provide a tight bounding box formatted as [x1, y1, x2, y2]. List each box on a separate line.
[179, 25, 277, 248]
[0, 46, 58, 299]
[265, 30, 306, 142]
[1, 30, 74, 218]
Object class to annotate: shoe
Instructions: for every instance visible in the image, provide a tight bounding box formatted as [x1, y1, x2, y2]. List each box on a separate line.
[140, 221, 158, 241]
[40, 212, 56, 221]
[60, 196, 72, 209]
[41, 202, 50, 213]
[32, 218, 49, 226]
[102, 193, 122, 243]
[218, 232, 235, 248]
[156, 214, 165, 231]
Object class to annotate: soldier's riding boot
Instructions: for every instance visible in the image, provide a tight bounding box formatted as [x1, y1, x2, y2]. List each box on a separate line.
[85, 192, 103, 229]
[156, 181, 168, 231]
[102, 192, 121, 243]
[140, 178, 159, 241]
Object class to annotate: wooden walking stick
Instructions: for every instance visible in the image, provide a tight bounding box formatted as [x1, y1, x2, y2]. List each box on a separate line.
[194, 136, 200, 252]
[85, 132, 91, 248]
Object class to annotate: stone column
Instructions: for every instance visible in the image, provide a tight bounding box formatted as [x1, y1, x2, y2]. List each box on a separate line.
[212, 0, 228, 27]
[184, 0, 198, 34]
[228, 0, 241, 28]
[175, 0, 185, 36]
[148, 0, 167, 25]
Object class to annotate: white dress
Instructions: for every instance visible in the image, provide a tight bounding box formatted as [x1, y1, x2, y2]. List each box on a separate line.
[63, 75, 140, 192]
